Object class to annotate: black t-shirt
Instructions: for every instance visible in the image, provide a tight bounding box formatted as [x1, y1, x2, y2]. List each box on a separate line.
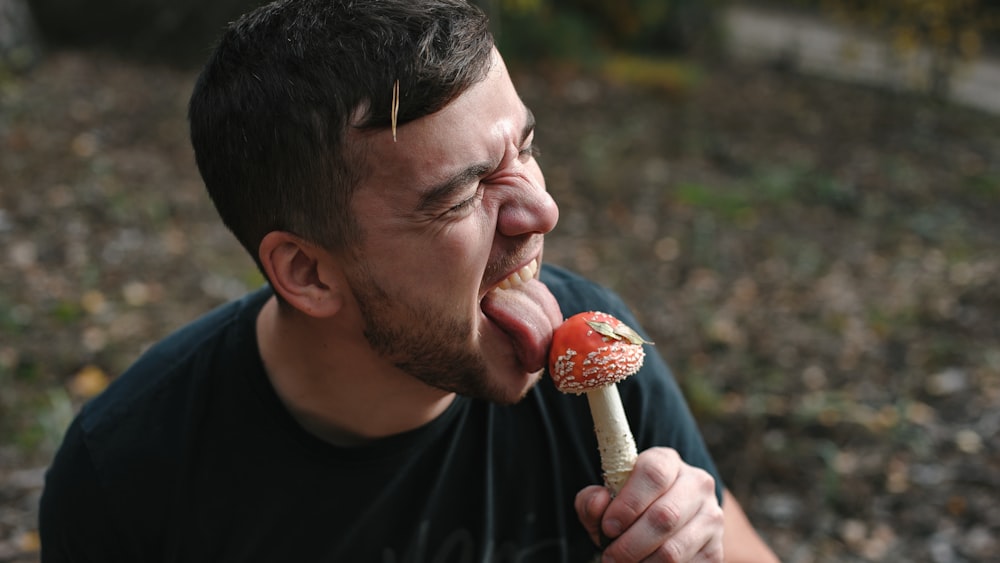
[40, 265, 721, 562]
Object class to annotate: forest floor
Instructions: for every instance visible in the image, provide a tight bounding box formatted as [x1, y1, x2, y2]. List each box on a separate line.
[1, 48, 998, 562]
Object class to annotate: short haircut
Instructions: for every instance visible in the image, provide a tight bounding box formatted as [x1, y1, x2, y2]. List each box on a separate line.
[188, 0, 494, 268]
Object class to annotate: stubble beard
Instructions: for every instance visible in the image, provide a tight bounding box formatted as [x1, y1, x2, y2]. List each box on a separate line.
[348, 262, 529, 405]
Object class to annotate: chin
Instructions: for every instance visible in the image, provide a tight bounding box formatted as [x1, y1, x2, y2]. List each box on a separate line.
[487, 367, 544, 406]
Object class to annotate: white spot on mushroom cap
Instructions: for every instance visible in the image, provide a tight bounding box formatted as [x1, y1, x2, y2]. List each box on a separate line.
[551, 341, 645, 393]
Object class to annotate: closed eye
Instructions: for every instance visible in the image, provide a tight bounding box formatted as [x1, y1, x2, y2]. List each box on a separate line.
[417, 162, 492, 215]
[519, 144, 541, 160]
[447, 184, 484, 215]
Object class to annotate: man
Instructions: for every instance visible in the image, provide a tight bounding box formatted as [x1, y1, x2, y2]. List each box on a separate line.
[40, 1, 778, 561]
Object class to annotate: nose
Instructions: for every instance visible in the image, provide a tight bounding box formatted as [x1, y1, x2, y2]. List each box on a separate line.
[496, 181, 559, 237]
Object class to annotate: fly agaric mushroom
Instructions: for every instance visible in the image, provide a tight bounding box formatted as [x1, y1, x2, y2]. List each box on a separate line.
[549, 311, 652, 494]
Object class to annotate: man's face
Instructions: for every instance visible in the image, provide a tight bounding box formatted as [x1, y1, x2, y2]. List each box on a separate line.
[343, 50, 562, 404]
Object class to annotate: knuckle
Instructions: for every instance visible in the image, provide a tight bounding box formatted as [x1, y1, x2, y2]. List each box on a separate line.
[637, 453, 678, 490]
[616, 493, 647, 522]
[693, 466, 716, 491]
[605, 539, 643, 563]
[654, 540, 685, 563]
[703, 515, 726, 562]
[708, 501, 725, 524]
[647, 501, 683, 533]
[703, 543, 725, 562]
[696, 537, 725, 563]
[647, 446, 681, 465]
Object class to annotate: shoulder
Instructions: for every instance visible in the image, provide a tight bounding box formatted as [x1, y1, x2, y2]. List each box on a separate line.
[41, 287, 273, 557]
[72, 286, 270, 479]
[541, 264, 632, 319]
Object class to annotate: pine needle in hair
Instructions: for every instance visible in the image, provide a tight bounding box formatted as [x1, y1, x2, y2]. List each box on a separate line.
[391, 79, 400, 142]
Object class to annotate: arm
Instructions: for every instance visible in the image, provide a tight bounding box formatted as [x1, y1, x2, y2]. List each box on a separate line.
[39, 418, 121, 563]
[721, 489, 779, 563]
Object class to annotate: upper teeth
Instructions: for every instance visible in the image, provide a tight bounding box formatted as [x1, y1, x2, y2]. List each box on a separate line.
[496, 259, 538, 290]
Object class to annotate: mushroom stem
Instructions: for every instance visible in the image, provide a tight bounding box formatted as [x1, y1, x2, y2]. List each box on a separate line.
[585, 383, 637, 495]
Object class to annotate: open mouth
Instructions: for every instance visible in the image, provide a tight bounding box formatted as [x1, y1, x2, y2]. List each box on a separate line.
[479, 256, 549, 373]
[493, 258, 539, 291]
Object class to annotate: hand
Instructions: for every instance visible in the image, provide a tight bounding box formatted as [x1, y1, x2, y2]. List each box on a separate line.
[574, 447, 725, 562]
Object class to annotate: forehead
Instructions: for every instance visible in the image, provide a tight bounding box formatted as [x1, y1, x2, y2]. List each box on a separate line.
[351, 52, 527, 203]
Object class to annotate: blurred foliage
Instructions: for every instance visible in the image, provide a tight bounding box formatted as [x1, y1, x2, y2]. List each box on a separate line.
[600, 54, 705, 93]
[778, 0, 1000, 92]
[23, 0, 269, 66]
[20, 0, 1000, 72]
[21, 0, 722, 67]
[473, 0, 723, 64]
[813, 0, 1000, 58]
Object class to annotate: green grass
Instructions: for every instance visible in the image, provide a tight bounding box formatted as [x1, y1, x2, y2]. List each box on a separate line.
[674, 182, 756, 220]
[672, 163, 858, 220]
[964, 172, 1000, 199]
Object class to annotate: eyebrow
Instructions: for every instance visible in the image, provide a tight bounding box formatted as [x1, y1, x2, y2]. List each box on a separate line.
[415, 107, 536, 213]
[522, 108, 536, 144]
[414, 161, 494, 213]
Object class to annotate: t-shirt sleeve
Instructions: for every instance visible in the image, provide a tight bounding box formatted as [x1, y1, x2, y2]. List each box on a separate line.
[39, 416, 123, 563]
[543, 265, 725, 504]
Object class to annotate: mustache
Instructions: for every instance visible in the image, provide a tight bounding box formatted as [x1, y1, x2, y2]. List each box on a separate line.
[483, 236, 543, 285]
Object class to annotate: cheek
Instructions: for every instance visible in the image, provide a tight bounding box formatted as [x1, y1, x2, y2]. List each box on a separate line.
[410, 222, 494, 298]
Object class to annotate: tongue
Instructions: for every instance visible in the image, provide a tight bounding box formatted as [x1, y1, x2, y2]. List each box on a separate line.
[481, 277, 563, 373]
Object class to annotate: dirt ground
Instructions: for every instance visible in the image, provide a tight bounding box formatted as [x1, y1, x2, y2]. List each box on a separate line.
[1, 48, 998, 562]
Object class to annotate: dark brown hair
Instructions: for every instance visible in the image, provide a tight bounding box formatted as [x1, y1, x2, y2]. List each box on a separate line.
[188, 0, 493, 267]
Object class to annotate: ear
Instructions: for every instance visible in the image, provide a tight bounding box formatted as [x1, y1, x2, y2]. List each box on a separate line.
[258, 231, 345, 318]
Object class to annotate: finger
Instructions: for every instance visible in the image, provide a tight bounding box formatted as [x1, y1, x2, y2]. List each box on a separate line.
[607, 499, 693, 561]
[691, 530, 725, 563]
[643, 501, 725, 563]
[602, 448, 683, 540]
[608, 495, 723, 563]
[574, 485, 612, 547]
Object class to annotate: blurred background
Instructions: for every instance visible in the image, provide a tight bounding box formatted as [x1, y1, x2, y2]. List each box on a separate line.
[2, 0, 999, 561]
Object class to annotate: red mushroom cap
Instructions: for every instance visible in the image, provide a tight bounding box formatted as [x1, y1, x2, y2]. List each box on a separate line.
[548, 311, 648, 394]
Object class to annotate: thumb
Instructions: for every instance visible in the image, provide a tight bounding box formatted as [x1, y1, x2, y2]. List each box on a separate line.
[574, 485, 612, 547]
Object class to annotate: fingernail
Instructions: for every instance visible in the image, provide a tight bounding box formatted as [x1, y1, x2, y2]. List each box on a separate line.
[604, 518, 622, 537]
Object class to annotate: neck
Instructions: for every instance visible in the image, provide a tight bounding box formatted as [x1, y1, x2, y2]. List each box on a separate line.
[256, 296, 455, 446]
